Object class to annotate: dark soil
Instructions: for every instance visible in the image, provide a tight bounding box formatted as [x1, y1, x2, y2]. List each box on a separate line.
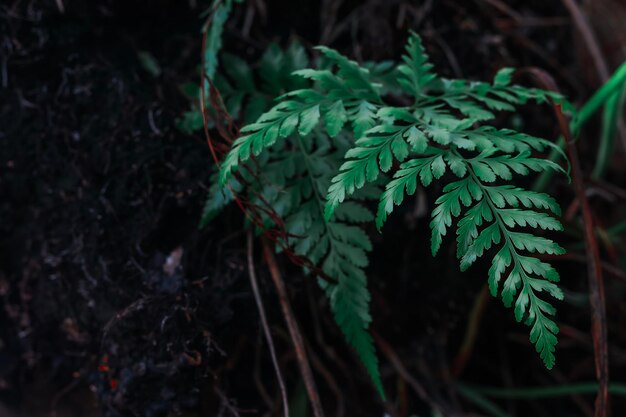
[1, 1, 625, 416]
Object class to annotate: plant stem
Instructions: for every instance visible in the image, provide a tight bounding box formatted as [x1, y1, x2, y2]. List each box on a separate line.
[533, 60, 626, 191]
[262, 238, 326, 417]
[557, 103, 610, 417]
[592, 88, 626, 179]
[246, 231, 290, 417]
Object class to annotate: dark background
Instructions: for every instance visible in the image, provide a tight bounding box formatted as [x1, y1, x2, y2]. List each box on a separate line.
[1, 0, 625, 416]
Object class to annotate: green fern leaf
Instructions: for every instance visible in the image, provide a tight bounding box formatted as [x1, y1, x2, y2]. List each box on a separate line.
[445, 175, 566, 368]
[429, 177, 482, 255]
[215, 30, 573, 380]
[397, 31, 439, 98]
[199, 172, 241, 228]
[323, 101, 348, 137]
[351, 100, 380, 138]
[273, 130, 386, 398]
[325, 124, 410, 219]
[203, 0, 241, 80]
[459, 222, 502, 270]
[322, 265, 385, 398]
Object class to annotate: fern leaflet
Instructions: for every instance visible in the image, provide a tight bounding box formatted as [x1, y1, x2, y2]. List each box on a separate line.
[212, 32, 575, 391]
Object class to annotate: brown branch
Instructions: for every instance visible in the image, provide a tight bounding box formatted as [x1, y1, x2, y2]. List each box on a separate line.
[261, 238, 325, 417]
[558, 96, 610, 417]
[479, 0, 523, 21]
[521, 67, 610, 417]
[246, 231, 290, 417]
[274, 327, 346, 417]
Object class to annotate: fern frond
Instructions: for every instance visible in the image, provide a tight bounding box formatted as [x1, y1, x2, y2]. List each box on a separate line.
[385, 148, 566, 368]
[278, 130, 385, 398]
[219, 100, 320, 183]
[199, 172, 241, 228]
[219, 48, 385, 186]
[203, 0, 242, 80]
[322, 264, 385, 397]
[397, 31, 439, 98]
[214, 31, 572, 384]
[259, 42, 309, 94]
[351, 100, 380, 138]
[449, 172, 565, 368]
[325, 124, 410, 219]
[376, 148, 447, 229]
[429, 177, 483, 255]
[316, 46, 381, 100]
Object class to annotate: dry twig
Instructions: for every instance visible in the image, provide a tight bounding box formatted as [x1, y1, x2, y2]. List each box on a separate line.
[559, 108, 610, 417]
[525, 68, 610, 417]
[262, 238, 325, 417]
[247, 231, 290, 417]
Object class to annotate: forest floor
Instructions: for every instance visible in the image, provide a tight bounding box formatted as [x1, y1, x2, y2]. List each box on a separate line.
[1, 1, 626, 416]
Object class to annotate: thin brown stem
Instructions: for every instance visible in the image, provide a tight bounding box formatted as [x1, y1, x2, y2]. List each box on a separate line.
[522, 67, 610, 417]
[247, 231, 289, 417]
[262, 238, 325, 417]
[559, 107, 610, 417]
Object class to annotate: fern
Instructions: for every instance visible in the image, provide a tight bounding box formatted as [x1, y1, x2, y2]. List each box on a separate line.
[219, 45, 385, 184]
[194, 42, 310, 226]
[201, 42, 387, 396]
[199, 172, 241, 229]
[202, 0, 241, 81]
[215, 32, 573, 393]
[425, 169, 565, 367]
[282, 130, 385, 396]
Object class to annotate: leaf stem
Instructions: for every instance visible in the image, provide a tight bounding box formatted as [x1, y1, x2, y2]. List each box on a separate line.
[246, 231, 290, 417]
[262, 238, 326, 417]
[533, 60, 626, 190]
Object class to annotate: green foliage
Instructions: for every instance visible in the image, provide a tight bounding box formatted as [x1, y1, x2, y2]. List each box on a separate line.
[534, 59, 626, 190]
[196, 41, 311, 228]
[212, 32, 572, 392]
[137, 51, 161, 77]
[201, 41, 386, 396]
[585, 61, 626, 179]
[202, 0, 243, 81]
[219, 45, 385, 184]
[199, 172, 241, 229]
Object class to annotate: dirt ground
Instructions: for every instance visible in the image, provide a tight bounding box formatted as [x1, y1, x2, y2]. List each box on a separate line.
[1, 1, 626, 416]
